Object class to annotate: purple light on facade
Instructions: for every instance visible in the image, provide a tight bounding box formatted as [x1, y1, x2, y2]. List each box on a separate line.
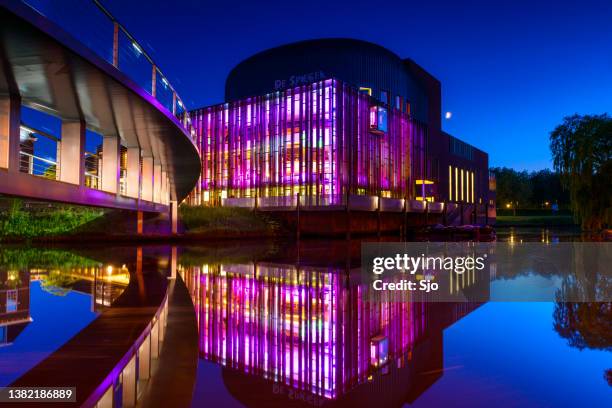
[188, 79, 427, 206]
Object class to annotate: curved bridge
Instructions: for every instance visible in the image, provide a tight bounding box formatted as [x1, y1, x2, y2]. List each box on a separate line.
[0, 0, 200, 213]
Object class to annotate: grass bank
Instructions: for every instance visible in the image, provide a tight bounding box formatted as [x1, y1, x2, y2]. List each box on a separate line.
[495, 214, 577, 227]
[0, 199, 105, 240]
[179, 205, 283, 238]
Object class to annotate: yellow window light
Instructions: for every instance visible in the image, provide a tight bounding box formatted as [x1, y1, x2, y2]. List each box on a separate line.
[415, 179, 434, 185]
[471, 171, 475, 203]
[359, 87, 372, 96]
[454, 167, 458, 202]
[415, 196, 434, 202]
[448, 165, 452, 201]
[460, 168, 464, 201]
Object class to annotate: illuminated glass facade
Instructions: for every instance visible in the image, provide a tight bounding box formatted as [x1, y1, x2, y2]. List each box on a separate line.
[188, 79, 427, 206]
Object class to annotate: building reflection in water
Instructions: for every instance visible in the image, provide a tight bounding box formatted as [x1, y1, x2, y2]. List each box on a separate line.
[179, 243, 488, 407]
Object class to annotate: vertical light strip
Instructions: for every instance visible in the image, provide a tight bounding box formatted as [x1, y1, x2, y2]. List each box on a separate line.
[471, 171, 475, 203]
[468, 171, 472, 203]
[448, 165, 452, 201]
[460, 168, 464, 201]
[467, 171, 471, 203]
[454, 167, 458, 202]
[465, 170, 469, 203]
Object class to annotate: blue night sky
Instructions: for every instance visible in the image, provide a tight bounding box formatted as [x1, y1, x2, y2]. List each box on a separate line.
[99, 0, 612, 171]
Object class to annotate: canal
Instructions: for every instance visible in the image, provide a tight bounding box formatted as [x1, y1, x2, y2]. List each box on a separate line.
[0, 227, 610, 407]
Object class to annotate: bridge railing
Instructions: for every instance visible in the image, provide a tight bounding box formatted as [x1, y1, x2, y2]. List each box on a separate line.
[20, 0, 195, 140]
[19, 151, 58, 179]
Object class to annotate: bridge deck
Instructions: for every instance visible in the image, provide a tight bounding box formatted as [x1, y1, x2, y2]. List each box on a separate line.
[0, 2, 200, 211]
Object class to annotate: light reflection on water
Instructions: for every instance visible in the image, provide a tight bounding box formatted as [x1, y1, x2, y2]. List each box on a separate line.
[0, 228, 609, 407]
[180, 228, 611, 407]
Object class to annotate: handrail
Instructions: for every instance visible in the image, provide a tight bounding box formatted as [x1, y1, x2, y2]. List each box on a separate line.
[19, 151, 57, 166]
[20, 0, 194, 138]
[20, 123, 60, 142]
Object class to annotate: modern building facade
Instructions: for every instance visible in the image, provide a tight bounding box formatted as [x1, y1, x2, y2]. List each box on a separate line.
[188, 39, 494, 222]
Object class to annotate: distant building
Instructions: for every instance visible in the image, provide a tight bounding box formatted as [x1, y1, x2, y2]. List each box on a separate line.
[188, 39, 494, 222]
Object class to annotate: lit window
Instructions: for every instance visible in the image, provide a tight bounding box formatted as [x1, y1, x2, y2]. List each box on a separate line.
[369, 106, 388, 134]
[380, 90, 388, 105]
[471, 171, 475, 203]
[454, 167, 458, 202]
[6, 290, 17, 312]
[448, 165, 452, 201]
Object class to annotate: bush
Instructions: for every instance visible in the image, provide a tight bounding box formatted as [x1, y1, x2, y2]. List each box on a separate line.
[0, 199, 104, 238]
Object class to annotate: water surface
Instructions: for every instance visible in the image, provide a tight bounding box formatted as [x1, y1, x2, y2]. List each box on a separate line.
[182, 228, 611, 407]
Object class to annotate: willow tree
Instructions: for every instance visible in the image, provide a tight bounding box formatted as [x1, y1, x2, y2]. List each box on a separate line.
[550, 114, 612, 230]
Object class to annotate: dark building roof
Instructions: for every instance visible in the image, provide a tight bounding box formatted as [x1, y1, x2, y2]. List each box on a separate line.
[224, 38, 436, 124]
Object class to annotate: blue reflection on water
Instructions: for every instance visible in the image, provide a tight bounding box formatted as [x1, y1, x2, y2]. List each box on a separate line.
[0, 281, 98, 386]
[411, 302, 612, 407]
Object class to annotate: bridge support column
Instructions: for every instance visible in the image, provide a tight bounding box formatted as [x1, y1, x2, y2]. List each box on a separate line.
[0, 95, 21, 171]
[126, 147, 140, 199]
[102, 135, 120, 194]
[160, 171, 168, 205]
[137, 210, 143, 235]
[141, 156, 153, 202]
[170, 200, 178, 234]
[59, 120, 85, 185]
[153, 162, 162, 203]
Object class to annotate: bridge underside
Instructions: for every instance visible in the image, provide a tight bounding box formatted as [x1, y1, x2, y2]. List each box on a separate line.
[0, 3, 200, 212]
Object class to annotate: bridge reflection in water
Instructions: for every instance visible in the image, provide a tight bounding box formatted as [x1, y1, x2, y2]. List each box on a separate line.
[0, 253, 129, 347]
[179, 243, 489, 407]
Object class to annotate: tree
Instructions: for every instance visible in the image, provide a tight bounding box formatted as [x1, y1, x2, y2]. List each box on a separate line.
[550, 114, 612, 230]
[530, 169, 569, 208]
[490, 167, 531, 210]
[490, 167, 570, 210]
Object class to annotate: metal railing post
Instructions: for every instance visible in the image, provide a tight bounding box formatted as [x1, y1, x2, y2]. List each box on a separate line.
[112, 22, 119, 68]
[151, 66, 157, 97]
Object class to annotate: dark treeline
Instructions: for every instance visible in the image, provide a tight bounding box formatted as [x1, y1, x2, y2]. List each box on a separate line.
[490, 167, 570, 210]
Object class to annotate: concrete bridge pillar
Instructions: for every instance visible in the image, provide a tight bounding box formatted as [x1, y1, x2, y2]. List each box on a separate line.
[101, 135, 120, 194]
[0, 95, 21, 172]
[126, 146, 140, 199]
[161, 170, 168, 204]
[141, 156, 154, 202]
[153, 162, 162, 203]
[170, 200, 178, 234]
[59, 120, 85, 185]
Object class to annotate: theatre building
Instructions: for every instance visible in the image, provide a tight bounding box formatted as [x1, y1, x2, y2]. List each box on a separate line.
[188, 39, 495, 227]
